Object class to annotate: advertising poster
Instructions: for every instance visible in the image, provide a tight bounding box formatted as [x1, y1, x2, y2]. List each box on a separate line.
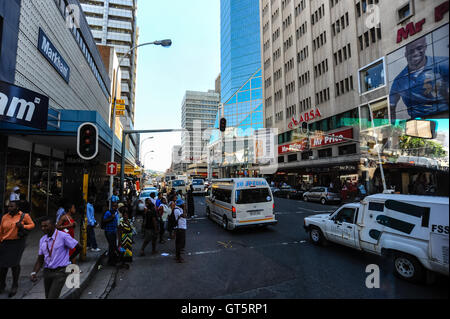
[387, 25, 449, 121]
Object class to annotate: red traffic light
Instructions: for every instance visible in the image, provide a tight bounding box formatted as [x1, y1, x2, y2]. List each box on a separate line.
[77, 123, 98, 160]
[219, 117, 227, 132]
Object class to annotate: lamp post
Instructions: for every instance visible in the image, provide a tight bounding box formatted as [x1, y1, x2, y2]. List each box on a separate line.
[139, 136, 154, 163]
[110, 40, 172, 207]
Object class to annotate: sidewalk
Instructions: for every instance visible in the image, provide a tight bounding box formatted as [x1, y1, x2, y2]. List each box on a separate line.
[0, 212, 108, 299]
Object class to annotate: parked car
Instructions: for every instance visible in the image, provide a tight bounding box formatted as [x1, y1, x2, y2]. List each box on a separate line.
[303, 187, 341, 205]
[274, 185, 304, 199]
[270, 187, 280, 195]
[304, 194, 449, 282]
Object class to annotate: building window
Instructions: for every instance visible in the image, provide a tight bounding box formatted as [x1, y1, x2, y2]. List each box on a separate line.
[338, 144, 357, 155]
[318, 148, 332, 158]
[288, 154, 298, 162]
[397, 1, 414, 23]
[278, 156, 285, 163]
[358, 58, 385, 94]
[301, 151, 312, 160]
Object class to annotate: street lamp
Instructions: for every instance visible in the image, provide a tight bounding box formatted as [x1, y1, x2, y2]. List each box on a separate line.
[110, 39, 172, 206]
[139, 136, 154, 163]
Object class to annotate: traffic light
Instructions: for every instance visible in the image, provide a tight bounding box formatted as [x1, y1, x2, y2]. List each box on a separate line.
[219, 117, 227, 132]
[301, 121, 309, 134]
[77, 122, 98, 160]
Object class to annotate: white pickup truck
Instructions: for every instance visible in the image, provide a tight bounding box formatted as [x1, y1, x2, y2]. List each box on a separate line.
[304, 194, 449, 282]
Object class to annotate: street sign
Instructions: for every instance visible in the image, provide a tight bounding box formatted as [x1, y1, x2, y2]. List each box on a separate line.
[106, 162, 118, 176]
[116, 104, 125, 110]
[116, 110, 125, 116]
[116, 99, 125, 105]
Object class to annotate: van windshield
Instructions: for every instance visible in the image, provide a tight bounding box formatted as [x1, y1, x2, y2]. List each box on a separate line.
[172, 180, 185, 186]
[192, 180, 204, 185]
[235, 188, 272, 204]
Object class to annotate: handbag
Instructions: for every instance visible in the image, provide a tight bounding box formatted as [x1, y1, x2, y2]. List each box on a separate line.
[17, 212, 30, 239]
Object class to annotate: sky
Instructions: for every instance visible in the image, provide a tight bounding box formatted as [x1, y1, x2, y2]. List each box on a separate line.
[133, 0, 221, 172]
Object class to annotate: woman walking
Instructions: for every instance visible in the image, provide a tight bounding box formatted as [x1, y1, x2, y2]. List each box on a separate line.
[118, 207, 133, 268]
[158, 198, 171, 243]
[56, 203, 77, 259]
[0, 201, 35, 297]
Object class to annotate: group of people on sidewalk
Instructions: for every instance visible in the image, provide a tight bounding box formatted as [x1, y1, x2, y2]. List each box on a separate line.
[104, 188, 195, 265]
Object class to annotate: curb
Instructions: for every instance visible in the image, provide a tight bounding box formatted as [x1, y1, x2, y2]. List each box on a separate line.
[60, 250, 107, 299]
[99, 264, 119, 299]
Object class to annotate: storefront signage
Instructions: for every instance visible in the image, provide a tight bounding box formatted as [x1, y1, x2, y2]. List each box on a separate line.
[435, 1, 449, 22]
[278, 139, 308, 154]
[310, 128, 353, 148]
[396, 19, 426, 43]
[0, 80, 49, 130]
[38, 28, 70, 83]
[288, 107, 322, 129]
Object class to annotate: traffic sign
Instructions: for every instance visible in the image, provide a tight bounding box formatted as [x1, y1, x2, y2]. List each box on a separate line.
[106, 162, 118, 176]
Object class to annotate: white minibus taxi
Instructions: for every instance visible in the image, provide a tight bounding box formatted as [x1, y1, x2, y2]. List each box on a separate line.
[206, 178, 277, 230]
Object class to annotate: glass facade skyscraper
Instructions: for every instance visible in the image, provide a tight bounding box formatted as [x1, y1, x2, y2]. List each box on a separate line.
[220, 0, 261, 104]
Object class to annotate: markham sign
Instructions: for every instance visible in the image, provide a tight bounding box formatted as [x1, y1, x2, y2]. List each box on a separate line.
[287, 107, 322, 129]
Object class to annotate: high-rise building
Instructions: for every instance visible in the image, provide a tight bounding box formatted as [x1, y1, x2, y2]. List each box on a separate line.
[220, 0, 262, 103]
[79, 0, 138, 131]
[260, 0, 449, 194]
[181, 90, 220, 167]
[209, 0, 265, 178]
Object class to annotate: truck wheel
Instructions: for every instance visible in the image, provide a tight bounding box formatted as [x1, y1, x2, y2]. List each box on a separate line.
[286, 193, 291, 199]
[303, 196, 308, 202]
[393, 253, 424, 283]
[206, 207, 211, 218]
[320, 197, 327, 205]
[309, 227, 324, 245]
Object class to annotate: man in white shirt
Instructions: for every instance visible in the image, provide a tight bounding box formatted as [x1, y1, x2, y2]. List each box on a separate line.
[10, 186, 20, 202]
[174, 199, 187, 263]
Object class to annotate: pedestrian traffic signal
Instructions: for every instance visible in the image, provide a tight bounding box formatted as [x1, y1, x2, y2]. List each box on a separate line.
[77, 123, 98, 160]
[219, 117, 227, 132]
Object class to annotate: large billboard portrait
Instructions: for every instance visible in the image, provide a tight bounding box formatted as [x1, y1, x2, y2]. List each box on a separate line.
[387, 24, 449, 122]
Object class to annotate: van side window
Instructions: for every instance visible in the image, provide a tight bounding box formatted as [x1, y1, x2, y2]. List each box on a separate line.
[334, 208, 356, 224]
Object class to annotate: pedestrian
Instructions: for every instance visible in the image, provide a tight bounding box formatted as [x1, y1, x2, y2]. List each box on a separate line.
[0, 201, 35, 297]
[87, 197, 100, 252]
[174, 199, 187, 263]
[9, 186, 21, 202]
[176, 190, 184, 201]
[111, 189, 120, 203]
[186, 187, 195, 218]
[158, 198, 170, 244]
[126, 198, 134, 221]
[167, 197, 176, 240]
[30, 216, 80, 299]
[139, 198, 159, 256]
[118, 207, 133, 268]
[18, 194, 31, 215]
[55, 198, 65, 224]
[56, 203, 77, 259]
[102, 202, 120, 266]
[149, 192, 157, 207]
[156, 193, 163, 208]
[358, 182, 367, 200]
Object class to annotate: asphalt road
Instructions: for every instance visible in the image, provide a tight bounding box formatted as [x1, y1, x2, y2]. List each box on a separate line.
[97, 196, 448, 299]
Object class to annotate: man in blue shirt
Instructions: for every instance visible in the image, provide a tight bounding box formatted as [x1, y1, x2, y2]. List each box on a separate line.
[111, 190, 120, 203]
[390, 36, 449, 122]
[87, 197, 100, 252]
[103, 202, 119, 266]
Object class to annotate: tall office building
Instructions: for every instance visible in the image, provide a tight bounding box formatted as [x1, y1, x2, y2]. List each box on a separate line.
[260, 0, 449, 194]
[182, 90, 220, 167]
[220, 0, 262, 103]
[209, 0, 264, 178]
[79, 0, 138, 131]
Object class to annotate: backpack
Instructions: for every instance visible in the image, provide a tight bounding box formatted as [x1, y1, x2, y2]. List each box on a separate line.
[168, 211, 176, 228]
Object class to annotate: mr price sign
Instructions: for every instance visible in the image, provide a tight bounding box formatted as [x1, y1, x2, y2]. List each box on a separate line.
[106, 162, 118, 176]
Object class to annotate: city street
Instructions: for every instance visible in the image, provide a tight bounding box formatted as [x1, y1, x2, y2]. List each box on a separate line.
[83, 196, 449, 299]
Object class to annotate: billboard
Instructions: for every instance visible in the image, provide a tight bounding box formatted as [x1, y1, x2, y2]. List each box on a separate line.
[387, 24, 449, 121]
